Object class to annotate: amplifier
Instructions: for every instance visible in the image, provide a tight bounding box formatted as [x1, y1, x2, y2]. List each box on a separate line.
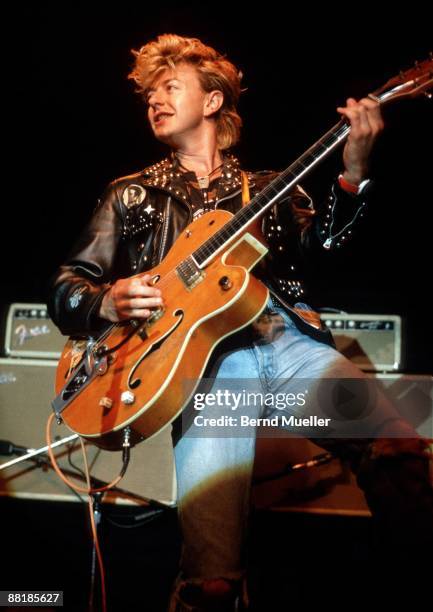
[320, 313, 402, 372]
[4, 303, 65, 359]
[0, 358, 176, 505]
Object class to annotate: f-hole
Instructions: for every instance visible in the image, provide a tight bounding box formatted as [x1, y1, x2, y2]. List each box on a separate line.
[128, 308, 184, 389]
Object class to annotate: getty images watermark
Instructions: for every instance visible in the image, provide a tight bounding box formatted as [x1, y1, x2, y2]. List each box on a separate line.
[192, 388, 330, 429]
[180, 377, 432, 438]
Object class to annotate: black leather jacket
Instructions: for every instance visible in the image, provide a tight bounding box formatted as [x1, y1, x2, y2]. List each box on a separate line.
[47, 154, 370, 340]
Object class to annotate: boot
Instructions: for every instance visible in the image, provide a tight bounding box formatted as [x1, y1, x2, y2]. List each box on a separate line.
[355, 435, 433, 556]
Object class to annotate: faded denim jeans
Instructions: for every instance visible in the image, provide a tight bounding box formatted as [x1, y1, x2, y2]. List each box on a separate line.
[171, 301, 419, 584]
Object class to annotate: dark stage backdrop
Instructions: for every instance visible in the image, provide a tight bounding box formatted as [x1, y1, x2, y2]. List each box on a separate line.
[2, 5, 432, 371]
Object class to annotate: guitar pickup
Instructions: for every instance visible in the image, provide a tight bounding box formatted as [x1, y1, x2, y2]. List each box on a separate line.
[176, 256, 205, 290]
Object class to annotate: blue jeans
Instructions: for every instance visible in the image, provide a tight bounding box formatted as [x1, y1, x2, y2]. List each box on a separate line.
[172, 303, 414, 582]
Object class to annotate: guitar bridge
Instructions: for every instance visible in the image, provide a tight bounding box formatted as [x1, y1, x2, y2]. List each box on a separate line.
[146, 307, 165, 325]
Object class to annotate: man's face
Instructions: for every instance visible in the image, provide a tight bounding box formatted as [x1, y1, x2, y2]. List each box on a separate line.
[146, 63, 212, 146]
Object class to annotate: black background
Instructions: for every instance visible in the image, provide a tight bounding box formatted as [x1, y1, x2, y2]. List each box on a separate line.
[2, 4, 432, 371]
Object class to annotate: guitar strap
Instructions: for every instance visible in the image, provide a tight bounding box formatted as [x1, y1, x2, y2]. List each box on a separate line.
[241, 170, 250, 206]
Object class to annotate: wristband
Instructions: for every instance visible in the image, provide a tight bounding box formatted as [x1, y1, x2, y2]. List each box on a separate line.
[338, 174, 370, 195]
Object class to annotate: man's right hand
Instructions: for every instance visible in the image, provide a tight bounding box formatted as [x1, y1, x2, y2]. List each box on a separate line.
[99, 274, 163, 322]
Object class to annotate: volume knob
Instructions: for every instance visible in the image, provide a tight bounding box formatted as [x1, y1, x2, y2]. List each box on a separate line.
[121, 391, 135, 405]
[219, 276, 232, 290]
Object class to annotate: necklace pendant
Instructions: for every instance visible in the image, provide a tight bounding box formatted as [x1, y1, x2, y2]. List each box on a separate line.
[323, 238, 333, 249]
[197, 176, 209, 189]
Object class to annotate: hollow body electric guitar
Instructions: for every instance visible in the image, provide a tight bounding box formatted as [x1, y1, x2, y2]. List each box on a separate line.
[52, 58, 432, 450]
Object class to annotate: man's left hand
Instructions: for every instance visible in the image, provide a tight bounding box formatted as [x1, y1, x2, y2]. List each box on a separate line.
[337, 97, 384, 185]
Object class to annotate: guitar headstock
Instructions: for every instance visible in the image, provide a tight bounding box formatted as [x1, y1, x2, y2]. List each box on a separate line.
[371, 54, 433, 104]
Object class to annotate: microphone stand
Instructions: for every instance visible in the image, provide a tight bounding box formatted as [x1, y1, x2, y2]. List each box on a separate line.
[0, 435, 79, 471]
[252, 452, 335, 485]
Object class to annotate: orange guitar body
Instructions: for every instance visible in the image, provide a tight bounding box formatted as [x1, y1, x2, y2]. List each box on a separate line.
[55, 210, 269, 449]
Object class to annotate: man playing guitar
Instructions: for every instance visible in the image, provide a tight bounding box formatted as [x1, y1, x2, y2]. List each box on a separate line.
[48, 35, 433, 611]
